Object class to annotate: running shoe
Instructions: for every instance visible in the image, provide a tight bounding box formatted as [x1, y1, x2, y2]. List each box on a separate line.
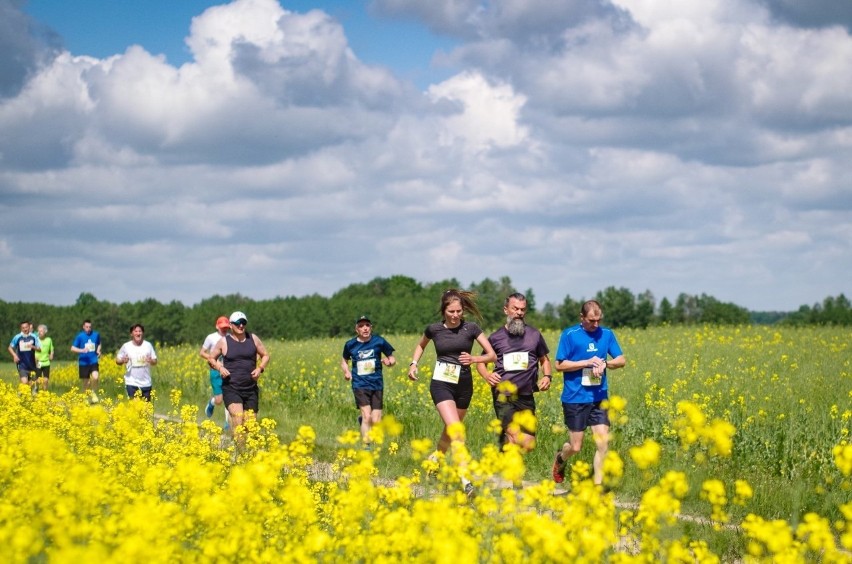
[551, 452, 565, 484]
[464, 482, 476, 500]
[90, 392, 100, 404]
[205, 399, 214, 418]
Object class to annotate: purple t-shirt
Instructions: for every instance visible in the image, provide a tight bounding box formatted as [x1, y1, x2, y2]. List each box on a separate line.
[488, 325, 550, 395]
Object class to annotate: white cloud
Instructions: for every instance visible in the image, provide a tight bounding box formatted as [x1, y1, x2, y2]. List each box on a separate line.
[0, 0, 850, 312]
[427, 71, 529, 151]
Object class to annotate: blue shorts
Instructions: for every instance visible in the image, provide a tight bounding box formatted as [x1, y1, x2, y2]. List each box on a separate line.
[209, 369, 223, 396]
[562, 401, 610, 432]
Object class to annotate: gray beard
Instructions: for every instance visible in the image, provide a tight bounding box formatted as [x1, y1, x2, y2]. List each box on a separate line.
[507, 317, 526, 336]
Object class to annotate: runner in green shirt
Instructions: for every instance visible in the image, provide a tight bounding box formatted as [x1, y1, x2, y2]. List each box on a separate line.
[35, 324, 54, 391]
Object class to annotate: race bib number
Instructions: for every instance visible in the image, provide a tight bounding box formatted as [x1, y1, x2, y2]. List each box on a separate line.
[19, 341, 32, 352]
[581, 367, 603, 387]
[433, 361, 461, 384]
[131, 356, 147, 368]
[85, 341, 96, 352]
[356, 359, 376, 375]
[503, 352, 529, 372]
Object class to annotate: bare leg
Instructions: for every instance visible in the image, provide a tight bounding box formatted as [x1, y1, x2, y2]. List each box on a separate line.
[591, 424, 610, 485]
[435, 400, 467, 452]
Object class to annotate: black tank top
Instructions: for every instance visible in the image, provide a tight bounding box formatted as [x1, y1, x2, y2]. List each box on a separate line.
[223, 333, 258, 390]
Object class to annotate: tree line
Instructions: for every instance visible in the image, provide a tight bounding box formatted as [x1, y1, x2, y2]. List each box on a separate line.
[1, 274, 847, 362]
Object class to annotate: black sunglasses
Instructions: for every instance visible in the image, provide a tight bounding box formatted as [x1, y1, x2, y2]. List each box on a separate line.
[231, 320, 247, 327]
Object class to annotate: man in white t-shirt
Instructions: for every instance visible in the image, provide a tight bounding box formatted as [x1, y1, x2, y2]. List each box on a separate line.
[116, 324, 158, 401]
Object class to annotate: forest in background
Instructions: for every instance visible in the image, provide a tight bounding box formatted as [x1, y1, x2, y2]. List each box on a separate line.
[1, 274, 849, 361]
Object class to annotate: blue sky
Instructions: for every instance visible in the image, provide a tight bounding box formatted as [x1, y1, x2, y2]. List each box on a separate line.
[23, 0, 459, 88]
[2, 0, 851, 312]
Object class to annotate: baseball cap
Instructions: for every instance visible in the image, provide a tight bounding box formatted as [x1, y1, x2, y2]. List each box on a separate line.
[215, 316, 230, 329]
[356, 315, 372, 325]
[229, 311, 248, 324]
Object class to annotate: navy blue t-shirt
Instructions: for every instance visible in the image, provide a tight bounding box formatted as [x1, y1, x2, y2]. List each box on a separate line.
[342, 335, 395, 391]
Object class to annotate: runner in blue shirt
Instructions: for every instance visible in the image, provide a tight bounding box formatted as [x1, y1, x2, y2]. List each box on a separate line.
[8, 321, 41, 385]
[552, 300, 626, 487]
[341, 315, 396, 448]
[71, 319, 102, 403]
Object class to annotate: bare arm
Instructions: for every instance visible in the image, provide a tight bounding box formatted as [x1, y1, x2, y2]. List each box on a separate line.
[208, 339, 229, 376]
[407, 335, 430, 381]
[251, 334, 270, 380]
[459, 333, 497, 366]
[341, 357, 352, 380]
[605, 354, 626, 370]
[537, 354, 553, 391]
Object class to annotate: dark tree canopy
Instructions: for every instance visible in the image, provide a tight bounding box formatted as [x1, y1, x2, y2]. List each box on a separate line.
[1, 277, 841, 360]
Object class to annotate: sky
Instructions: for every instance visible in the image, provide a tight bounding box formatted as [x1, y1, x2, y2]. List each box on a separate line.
[1, 0, 851, 313]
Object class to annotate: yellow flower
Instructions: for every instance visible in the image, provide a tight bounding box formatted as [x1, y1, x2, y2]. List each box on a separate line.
[733, 479, 753, 506]
[629, 439, 662, 470]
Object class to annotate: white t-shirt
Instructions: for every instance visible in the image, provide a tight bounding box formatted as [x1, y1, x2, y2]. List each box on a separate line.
[203, 332, 224, 354]
[118, 340, 158, 387]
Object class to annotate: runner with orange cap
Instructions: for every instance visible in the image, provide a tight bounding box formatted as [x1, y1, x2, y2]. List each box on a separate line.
[200, 315, 231, 428]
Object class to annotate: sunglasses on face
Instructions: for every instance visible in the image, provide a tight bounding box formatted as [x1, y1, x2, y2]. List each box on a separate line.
[231, 320, 247, 327]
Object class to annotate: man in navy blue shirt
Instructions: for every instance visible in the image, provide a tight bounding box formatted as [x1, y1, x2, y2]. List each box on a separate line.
[341, 316, 396, 448]
[8, 320, 41, 385]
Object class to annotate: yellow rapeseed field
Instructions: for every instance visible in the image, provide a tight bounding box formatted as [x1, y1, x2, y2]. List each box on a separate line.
[1, 325, 850, 562]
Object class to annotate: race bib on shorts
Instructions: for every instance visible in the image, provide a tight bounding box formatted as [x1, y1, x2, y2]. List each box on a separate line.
[356, 359, 376, 375]
[503, 352, 529, 372]
[581, 367, 603, 387]
[433, 361, 461, 384]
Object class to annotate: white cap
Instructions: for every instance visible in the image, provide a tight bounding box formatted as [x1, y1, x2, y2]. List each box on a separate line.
[229, 311, 247, 324]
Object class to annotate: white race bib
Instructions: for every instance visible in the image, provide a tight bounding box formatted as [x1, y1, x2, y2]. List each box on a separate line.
[432, 361, 461, 384]
[19, 341, 32, 352]
[503, 352, 529, 372]
[356, 359, 377, 375]
[131, 356, 147, 368]
[581, 367, 603, 387]
[85, 341, 96, 352]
